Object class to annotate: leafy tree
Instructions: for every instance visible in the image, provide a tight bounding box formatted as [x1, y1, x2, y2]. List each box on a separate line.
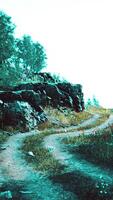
[85, 98, 92, 108]
[0, 11, 24, 86]
[16, 35, 47, 81]
[0, 11, 47, 85]
[92, 95, 100, 107]
[0, 11, 15, 66]
[0, 11, 20, 85]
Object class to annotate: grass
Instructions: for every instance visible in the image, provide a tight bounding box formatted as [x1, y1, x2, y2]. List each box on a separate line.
[22, 106, 112, 175]
[38, 106, 92, 130]
[77, 113, 110, 130]
[22, 130, 65, 176]
[63, 125, 113, 169]
[0, 131, 9, 145]
[85, 106, 111, 115]
[50, 170, 113, 200]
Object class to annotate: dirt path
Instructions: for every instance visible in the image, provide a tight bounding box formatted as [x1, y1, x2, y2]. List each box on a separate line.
[43, 115, 113, 186]
[0, 113, 111, 199]
[0, 131, 76, 200]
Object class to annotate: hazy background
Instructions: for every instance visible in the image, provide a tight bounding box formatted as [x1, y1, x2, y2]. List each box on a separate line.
[1, 0, 113, 108]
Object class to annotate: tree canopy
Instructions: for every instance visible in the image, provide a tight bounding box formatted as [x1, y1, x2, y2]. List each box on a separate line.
[15, 35, 47, 80]
[0, 11, 15, 65]
[0, 11, 47, 86]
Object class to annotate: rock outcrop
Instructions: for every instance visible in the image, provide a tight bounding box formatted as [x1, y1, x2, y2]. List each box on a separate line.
[14, 82, 84, 112]
[0, 73, 84, 130]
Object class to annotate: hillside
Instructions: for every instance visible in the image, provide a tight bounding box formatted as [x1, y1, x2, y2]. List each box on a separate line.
[0, 105, 113, 199]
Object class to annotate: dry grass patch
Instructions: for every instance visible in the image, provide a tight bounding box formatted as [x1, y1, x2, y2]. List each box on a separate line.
[77, 113, 110, 131]
[86, 106, 111, 115]
[38, 107, 92, 130]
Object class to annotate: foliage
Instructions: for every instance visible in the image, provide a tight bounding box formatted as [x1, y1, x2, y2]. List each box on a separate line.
[38, 107, 92, 130]
[92, 95, 100, 107]
[0, 11, 47, 86]
[63, 125, 113, 169]
[0, 131, 9, 144]
[15, 35, 47, 81]
[0, 11, 15, 65]
[85, 98, 92, 108]
[0, 11, 19, 86]
[85, 96, 100, 109]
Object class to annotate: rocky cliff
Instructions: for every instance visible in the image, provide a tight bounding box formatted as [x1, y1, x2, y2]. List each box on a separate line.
[0, 73, 84, 130]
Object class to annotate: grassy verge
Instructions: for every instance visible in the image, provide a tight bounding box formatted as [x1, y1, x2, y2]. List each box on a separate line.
[63, 125, 113, 169]
[77, 113, 110, 130]
[85, 106, 111, 115]
[38, 107, 92, 130]
[22, 130, 65, 176]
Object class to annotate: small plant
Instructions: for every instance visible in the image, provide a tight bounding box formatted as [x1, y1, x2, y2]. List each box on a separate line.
[95, 176, 110, 198]
[0, 131, 9, 145]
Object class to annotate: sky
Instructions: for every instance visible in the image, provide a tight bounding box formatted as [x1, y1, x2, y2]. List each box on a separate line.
[0, 0, 113, 108]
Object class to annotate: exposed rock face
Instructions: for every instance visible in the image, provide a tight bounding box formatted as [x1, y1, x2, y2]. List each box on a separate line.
[0, 101, 47, 131]
[0, 73, 84, 130]
[14, 82, 84, 112]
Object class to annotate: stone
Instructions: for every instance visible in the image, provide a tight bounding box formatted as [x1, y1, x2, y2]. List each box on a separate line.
[14, 81, 84, 111]
[0, 73, 84, 130]
[0, 190, 12, 199]
[28, 151, 35, 157]
[0, 101, 40, 130]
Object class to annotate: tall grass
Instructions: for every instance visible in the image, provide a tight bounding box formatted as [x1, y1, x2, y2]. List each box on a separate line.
[63, 125, 113, 169]
[38, 106, 92, 130]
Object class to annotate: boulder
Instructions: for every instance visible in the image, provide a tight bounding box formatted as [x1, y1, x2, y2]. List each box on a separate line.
[0, 101, 45, 131]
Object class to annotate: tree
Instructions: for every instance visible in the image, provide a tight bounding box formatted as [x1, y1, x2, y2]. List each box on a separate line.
[92, 95, 100, 107]
[16, 35, 47, 80]
[0, 11, 15, 66]
[0, 11, 21, 86]
[85, 98, 92, 109]
[0, 11, 47, 85]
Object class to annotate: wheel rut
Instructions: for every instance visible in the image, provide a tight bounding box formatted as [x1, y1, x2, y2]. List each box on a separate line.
[0, 113, 112, 199]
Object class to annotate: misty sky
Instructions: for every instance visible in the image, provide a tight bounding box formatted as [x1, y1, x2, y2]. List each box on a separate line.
[0, 0, 113, 108]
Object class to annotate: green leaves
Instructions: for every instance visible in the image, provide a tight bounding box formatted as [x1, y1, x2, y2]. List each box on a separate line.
[15, 35, 47, 81]
[0, 11, 15, 64]
[0, 11, 47, 86]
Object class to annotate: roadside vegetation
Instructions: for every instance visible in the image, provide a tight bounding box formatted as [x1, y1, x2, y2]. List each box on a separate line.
[22, 106, 112, 175]
[85, 106, 111, 115]
[0, 131, 9, 145]
[77, 113, 110, 130]
[38, 106, 92, 130]
[77, 106, 111, 130]
[63, 125, 113, 169]
[22, 130, 65, 176]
